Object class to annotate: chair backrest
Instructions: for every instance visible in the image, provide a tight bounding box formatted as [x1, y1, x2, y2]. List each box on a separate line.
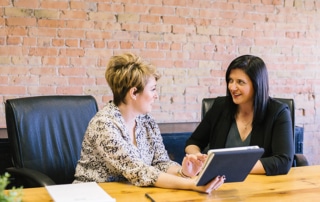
[201, 97, 295, 135]
[201, 98, 216, 120]
[272, 98, 295, 134]
[5, 95, 98, 185]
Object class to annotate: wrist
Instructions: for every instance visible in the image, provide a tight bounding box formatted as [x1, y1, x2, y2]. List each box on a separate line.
[177, 168, 190, 178]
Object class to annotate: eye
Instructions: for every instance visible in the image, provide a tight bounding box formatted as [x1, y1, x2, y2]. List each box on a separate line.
[151, 86, 157, 91]
[238, 80, 246, 85]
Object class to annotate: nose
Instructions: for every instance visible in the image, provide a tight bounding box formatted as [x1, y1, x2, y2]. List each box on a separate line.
[154, 91, 159, 99]
[229, 82, 237, 91]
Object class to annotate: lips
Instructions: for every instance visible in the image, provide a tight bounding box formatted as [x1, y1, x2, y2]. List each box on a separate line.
[232, 92, 241, 98]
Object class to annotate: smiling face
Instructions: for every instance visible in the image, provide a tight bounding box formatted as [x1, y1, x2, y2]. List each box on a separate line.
[227, 69, 254, 105]
[134, 76, 158, 114]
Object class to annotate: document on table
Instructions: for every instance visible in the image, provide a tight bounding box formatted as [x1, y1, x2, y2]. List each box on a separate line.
[45, 182, 116, 202]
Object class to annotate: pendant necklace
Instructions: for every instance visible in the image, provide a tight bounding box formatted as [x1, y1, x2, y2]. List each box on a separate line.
[236, 114, 252, 130]
[235, 111, 252, 131]
[243, 121, 251, 130]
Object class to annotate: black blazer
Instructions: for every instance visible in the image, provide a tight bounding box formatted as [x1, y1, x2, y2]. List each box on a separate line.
[186, 96, 294, 175]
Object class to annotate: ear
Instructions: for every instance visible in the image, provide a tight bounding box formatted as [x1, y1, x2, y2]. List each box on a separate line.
[129, 87, 138, 100]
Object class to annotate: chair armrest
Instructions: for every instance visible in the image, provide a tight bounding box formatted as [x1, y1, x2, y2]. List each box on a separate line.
[6, 167, 56, 188]
[294, 154, 309, 167]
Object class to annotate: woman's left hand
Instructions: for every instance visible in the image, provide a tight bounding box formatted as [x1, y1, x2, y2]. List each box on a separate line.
[181, 153, 206, 177]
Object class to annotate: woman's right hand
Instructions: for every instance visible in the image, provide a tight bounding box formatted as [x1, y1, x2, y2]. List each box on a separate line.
[192, 175, 225, 194]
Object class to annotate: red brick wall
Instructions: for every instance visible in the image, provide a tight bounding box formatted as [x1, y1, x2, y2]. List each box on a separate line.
[1, 0, 319, 165]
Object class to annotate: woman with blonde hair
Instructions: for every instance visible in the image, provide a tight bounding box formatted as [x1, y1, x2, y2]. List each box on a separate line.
[74, 53, 225, 193]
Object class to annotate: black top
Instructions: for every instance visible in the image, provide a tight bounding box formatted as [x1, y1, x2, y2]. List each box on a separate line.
[186, 96, 294, 175]
[225, 121, 251, 147]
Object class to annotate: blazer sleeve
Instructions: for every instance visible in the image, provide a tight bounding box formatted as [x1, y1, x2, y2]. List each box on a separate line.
[259, 104, 294, 175]
[186, 97, 226, 151]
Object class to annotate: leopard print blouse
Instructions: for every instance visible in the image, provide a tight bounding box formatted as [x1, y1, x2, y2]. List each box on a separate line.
[73, 101, 179, 186]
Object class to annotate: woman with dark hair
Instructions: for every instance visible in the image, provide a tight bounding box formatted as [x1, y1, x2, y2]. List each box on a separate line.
[185, 55, 294, 175]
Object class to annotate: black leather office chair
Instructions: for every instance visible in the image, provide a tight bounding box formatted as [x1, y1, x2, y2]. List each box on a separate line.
[201, 97, 309, 167]
[5, 95, 98, 188]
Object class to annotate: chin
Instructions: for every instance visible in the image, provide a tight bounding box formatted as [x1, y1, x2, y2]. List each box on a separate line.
[142, 108, 152, 114]
[232, 98, 242, 105]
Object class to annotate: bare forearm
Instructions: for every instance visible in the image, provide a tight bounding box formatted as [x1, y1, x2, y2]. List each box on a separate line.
[154, 171, 225, 193]
[154, 172, 193, 190]
[250, 160, 266, 174]
[166, 165, 181, 175]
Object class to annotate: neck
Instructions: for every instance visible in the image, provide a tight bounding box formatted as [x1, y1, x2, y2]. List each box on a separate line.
[118, 103, 137, 126]
[118, 103, 137, 146]
[236, 105, 254, 125]
[237, 103, 253, 116]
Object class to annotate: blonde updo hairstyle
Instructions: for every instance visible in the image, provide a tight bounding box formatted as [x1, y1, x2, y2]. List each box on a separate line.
[105, 53, 160, 106]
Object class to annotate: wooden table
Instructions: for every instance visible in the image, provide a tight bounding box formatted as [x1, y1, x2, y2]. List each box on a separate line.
[19, 165, 320, 202]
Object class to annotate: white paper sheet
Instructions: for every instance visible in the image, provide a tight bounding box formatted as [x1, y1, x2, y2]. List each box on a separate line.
[45, 182, 116, 202]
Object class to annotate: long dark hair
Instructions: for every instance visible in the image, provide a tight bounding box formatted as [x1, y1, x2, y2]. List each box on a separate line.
[225, 55, 269, 125]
